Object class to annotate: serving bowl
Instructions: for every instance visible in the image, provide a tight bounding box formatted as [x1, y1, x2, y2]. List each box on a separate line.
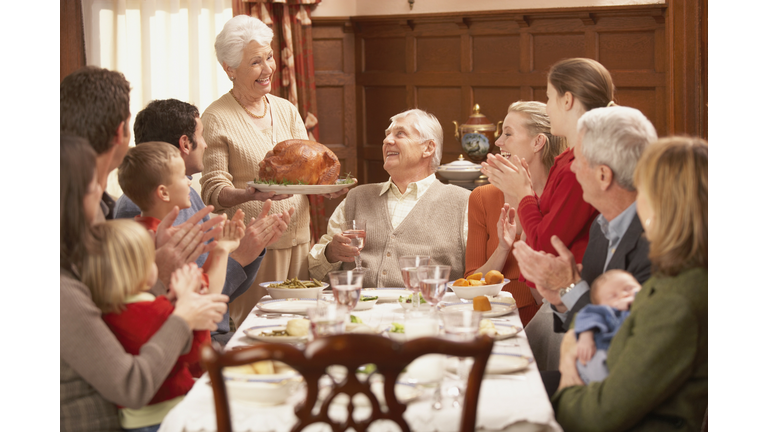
[448, 278, 509, 300]
[222, 362, 302, 405]
[261, 280, 329, 299]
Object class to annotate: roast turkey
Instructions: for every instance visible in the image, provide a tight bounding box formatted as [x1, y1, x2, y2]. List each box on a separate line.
[258, 139, 341, 185]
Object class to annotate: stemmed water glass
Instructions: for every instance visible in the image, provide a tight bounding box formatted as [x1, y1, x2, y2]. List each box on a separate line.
[328, 270, 366, 310]
[342, 220, 367, 271]
[398, 255, 430, 310]
[417, 265, 451, 311]
[442, 310, 483, 407]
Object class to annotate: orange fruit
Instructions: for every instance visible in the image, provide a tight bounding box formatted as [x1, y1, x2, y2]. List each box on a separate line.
[485, 270, 504, 285]
[467, 272, 482, 281]
[454, 278, 469, 287]
[469, 279, 484, 286]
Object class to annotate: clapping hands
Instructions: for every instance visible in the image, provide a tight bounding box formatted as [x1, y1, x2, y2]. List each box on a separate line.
[482, 154, 534, 200]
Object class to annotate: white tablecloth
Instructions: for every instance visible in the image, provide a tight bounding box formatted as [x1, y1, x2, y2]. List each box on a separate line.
[159, 293, 563, 432]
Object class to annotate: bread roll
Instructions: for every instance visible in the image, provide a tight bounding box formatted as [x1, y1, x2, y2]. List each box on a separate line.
[286, 318, 310, 336]
[473, 296, 492, 312]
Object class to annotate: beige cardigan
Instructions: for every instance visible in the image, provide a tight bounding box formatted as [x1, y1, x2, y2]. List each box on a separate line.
[200, 92, 311, 250]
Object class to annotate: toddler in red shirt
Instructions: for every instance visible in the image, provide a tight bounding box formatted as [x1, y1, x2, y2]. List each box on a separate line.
[82, 219, 209, 431]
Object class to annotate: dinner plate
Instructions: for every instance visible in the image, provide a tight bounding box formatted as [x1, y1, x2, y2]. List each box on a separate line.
[437, 301, 517, 318]
[246, 178, 357, 195]
[244, 325, 308, 344]
[490, 321, 523, 340]
[447, 353, 533, 375]
[256, 298, 319, 315]
[360, 287, 407, 302]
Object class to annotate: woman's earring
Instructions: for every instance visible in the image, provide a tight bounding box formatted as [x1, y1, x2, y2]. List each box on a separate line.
[229, 75, 234, 81]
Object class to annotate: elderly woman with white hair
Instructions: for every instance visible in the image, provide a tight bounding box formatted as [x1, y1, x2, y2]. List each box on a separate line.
[200, 15, 309, 327]
[309, 108, 471, 288]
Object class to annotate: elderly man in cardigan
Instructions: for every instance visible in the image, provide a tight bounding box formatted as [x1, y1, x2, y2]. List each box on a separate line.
[309, 109, 470, 287]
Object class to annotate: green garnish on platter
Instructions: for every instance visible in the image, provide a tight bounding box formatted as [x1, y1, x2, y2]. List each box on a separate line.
[390, 323, 405, 334]
[350, 315, 363, 324]
[252, 172, 356, 186]
[361, 296, 379, 302]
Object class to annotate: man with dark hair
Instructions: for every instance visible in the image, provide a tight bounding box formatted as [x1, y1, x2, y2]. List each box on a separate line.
[60, 67, 223, 291]
[116, 98, 291, 344]
[60, 66, 132, 219]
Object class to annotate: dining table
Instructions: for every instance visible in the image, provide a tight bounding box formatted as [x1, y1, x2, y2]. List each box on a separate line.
[158, 288, 563, 432]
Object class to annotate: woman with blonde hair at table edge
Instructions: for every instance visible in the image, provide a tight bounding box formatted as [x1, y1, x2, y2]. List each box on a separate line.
[553, 136, 708, 431]
[201, 15, 347, 328]
[465, 101, 566, 327]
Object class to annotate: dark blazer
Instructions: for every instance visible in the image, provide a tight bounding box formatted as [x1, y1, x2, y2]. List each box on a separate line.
[553, 213, 651, 332]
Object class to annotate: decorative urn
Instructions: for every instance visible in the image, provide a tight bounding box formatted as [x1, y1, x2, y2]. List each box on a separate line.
[452, 104, 502, 162]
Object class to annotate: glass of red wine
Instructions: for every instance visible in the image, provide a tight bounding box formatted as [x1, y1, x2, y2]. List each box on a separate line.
[342, 220, 367, 271]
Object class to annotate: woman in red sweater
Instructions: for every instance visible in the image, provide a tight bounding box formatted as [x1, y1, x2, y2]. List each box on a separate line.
[466, 101, 566, 326]
[481, 58, 615, 283]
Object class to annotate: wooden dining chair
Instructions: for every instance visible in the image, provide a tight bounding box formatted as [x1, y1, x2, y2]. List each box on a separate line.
[201, 333, 494, 432]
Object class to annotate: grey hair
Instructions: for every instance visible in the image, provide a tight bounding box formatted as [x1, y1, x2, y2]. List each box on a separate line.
[577, 106, 658, 191]
[387, 109, 444, 172]
[215, 15, 273, 69]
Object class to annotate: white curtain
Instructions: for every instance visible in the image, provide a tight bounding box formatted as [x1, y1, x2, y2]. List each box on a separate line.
[81, 0, 233, 198]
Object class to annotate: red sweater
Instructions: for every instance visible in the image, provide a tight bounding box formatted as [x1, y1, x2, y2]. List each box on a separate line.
[466, 184, 540, 326]
[517, 148, 599, 287]
[102, 295, 210, 407]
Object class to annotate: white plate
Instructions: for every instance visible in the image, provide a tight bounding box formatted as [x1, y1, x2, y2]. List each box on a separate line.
[437, 301, 517, 318]
[354, 297, 378, 311]
[244, 325, 308, 343]
[361, 288, 407, 302]
[490, 321, 523, 340]
[447, 353, 532, 375]
[246, 179, 357, 195]
[256, 298, 319, 315]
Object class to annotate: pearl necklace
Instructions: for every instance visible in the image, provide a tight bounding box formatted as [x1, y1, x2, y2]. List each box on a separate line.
[230, 90, 268, 119]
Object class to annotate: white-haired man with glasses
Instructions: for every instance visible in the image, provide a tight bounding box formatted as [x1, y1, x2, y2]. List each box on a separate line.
[309, 109, 470, 287]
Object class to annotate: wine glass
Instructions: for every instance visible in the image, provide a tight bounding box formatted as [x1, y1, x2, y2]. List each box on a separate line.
[342, 220, 367, 271]
[417, 265, 451, 311]
[328, 270, 366, 310]
[398, 255, 431, 310]
[442, 310, 483, 407]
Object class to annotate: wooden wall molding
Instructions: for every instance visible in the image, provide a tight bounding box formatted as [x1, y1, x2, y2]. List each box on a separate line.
[312, 1, 706, 188]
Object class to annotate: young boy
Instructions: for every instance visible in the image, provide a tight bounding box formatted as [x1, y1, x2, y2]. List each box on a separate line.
[118, 142, 244, 296]
[574, 269, 642, 384]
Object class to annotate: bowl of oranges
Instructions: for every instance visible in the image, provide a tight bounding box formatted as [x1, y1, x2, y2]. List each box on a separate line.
[448, 270, 509, 301]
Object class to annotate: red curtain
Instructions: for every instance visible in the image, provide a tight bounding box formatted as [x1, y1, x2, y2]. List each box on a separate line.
[235, 0, 325, 244]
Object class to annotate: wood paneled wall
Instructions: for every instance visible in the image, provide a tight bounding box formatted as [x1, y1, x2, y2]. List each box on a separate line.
[312, 20, 358, 220]
[313, 2, 706, 187]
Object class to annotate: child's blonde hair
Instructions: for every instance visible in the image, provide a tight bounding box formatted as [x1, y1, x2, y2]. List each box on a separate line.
[82, 219, 156, 314]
